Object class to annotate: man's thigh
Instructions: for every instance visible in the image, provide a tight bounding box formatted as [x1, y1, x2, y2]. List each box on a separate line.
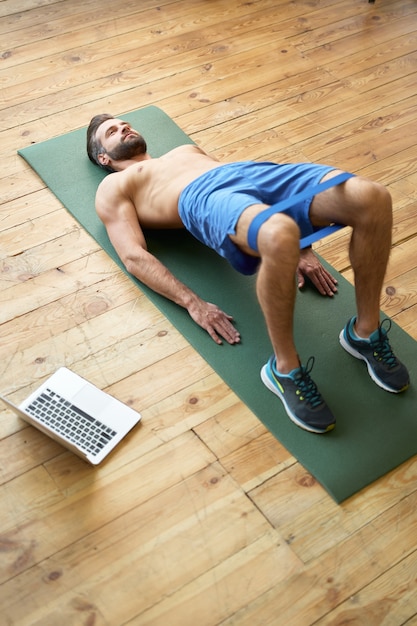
[309, 169, 362, 227]
[230, 168, 358, 254]
[229, 203, 268, 256]
[230, 203, 296, 256]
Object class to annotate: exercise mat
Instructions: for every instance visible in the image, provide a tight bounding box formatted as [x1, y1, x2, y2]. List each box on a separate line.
[19, 106, 417, 503]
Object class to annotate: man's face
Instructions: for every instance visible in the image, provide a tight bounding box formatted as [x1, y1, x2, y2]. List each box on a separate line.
[96, 118, 147, 164]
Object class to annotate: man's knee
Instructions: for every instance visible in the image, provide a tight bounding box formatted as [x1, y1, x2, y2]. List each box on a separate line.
[351, 178, 392, 226]
[257, 213, 300, 257]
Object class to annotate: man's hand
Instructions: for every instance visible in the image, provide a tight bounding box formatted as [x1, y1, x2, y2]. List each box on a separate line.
[187, 299, 241, 345]
[297, 247, 338, 297]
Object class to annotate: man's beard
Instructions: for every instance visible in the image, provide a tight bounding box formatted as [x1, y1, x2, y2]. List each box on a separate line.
[105, 134, 147, 161]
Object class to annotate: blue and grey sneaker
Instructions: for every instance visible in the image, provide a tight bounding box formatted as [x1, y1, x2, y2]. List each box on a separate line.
[261, 356, 336, 434]
[339, 317, 410, 393]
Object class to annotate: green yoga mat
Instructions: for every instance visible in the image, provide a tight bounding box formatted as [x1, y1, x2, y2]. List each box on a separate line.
[19, 106, 416, 503]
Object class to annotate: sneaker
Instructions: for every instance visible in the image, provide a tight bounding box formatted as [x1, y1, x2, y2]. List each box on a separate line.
[261, 356, 336, 434]
[339, 317, 410, 393]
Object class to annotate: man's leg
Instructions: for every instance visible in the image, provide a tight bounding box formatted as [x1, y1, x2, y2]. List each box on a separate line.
[310, 172, 409, 392]
[256, 213, 302, 373]
[230, 206, 336, 434]
[310, 172, 391, 336]
[230, 173, 392, 361]
[230, 206, 301, 371]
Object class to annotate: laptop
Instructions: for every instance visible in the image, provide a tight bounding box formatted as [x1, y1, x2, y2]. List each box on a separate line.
[0, 367, 141, 465]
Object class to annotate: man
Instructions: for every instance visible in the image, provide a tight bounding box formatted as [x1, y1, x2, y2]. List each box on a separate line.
[86, 113, 410, 434]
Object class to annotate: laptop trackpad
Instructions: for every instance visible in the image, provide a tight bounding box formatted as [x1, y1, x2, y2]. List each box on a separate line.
[72, 384, 111, 416]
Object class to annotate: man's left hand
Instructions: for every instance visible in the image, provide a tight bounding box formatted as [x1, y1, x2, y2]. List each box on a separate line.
[297, 247, 338, 297]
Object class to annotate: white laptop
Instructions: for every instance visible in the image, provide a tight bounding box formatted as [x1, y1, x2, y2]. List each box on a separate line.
[0, 367, 141, 465]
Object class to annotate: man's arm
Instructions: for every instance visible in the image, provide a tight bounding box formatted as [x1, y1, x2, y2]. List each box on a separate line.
[96, 182, 240, 345]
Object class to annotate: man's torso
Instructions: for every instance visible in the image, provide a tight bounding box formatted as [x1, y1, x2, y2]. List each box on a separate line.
[102, 145, 224, 228]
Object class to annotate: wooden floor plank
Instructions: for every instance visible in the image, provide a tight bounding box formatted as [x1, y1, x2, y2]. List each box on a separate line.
[219, 489, 417, 625]
[132, 530, 302, 626]
[0, 462, 279, 625]
[314, 550, 417, 624]
[250, 455, 417, 563]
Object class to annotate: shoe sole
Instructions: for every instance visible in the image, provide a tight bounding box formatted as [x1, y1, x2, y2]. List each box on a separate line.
[260, 365, 335, 434]
[339, 330, 408, 393]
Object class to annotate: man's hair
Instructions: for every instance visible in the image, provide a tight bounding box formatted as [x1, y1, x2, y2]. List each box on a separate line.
[86, 113, 115, 172]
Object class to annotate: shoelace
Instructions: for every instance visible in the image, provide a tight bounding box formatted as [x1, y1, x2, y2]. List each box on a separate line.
[293, 356, 323, 408]
[370, 319, 398, 369]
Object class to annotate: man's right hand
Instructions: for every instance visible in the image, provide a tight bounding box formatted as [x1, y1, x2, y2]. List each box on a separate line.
[187, 299, 241, 345]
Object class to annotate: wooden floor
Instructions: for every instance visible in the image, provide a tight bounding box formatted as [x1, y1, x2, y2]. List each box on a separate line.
[1, 0, 417, 623]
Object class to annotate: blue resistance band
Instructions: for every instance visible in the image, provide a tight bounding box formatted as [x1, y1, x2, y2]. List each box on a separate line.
[247, 171, 354, 253]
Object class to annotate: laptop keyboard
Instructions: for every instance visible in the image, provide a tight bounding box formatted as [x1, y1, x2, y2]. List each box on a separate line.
[26, 389, 117, 456]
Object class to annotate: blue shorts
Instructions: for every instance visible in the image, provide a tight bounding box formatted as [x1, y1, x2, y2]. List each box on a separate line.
[178, 161, 343, 275]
